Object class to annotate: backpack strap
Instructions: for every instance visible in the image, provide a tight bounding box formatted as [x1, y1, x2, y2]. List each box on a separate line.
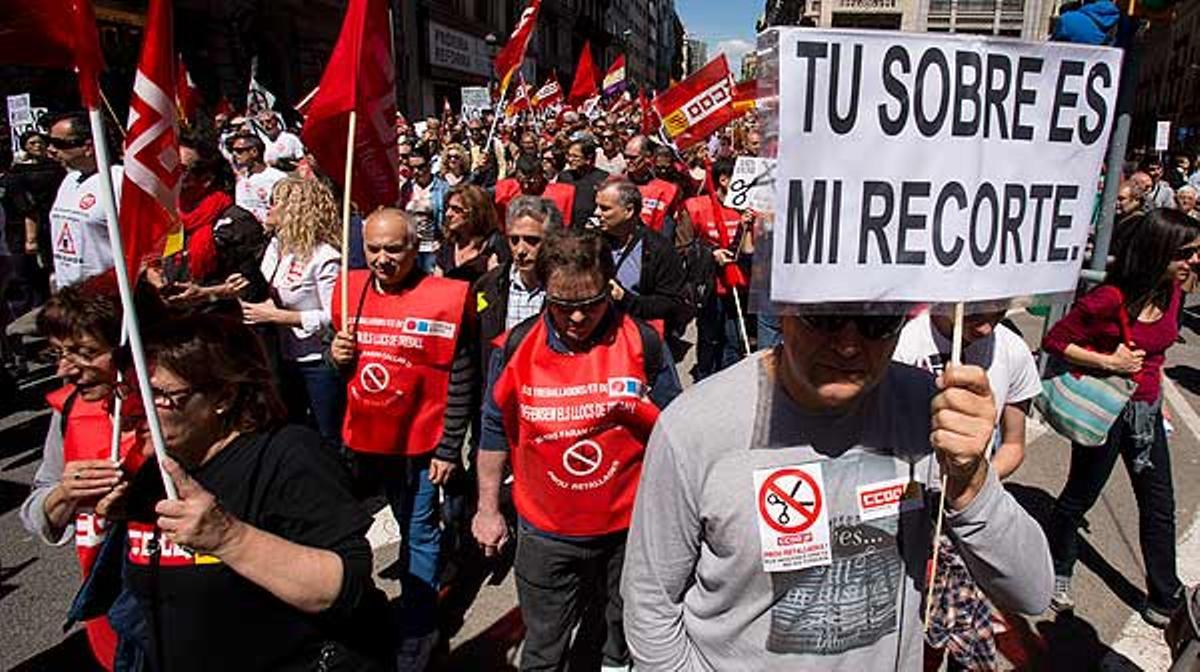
[60, 390, 79, 441]
[502, 314, 542, 366]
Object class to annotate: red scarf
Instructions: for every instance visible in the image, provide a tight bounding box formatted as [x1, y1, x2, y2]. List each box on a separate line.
[179, 192, 233, 282]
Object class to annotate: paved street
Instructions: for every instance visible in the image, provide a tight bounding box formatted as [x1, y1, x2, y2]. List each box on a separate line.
[3, 309, 1200, 670]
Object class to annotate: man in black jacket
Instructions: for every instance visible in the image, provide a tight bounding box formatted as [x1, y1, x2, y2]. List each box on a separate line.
[595, 180, 693, 342]
[558, 136, 609, 228]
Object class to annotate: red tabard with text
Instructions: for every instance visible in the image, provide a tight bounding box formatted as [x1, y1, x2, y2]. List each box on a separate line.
[637, 179, 679, 233]
[492, 316, 659, 536]
[48, 385, 146, 671]
[683, 195, 746, 293]
[494, 179, 576, 230]
[332, 271, 468, 456]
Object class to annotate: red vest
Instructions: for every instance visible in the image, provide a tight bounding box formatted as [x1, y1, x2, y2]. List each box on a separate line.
[47, 385, 143, 672]
[495, 179, 576, 230]
[637, 179, 680, 233]
[683, 195, 747, 293]
[332, 271, 469, 456]
[492, 316, 659, 536]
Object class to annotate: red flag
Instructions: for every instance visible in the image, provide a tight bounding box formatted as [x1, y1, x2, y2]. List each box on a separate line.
[495, 0, 543, 98]
[119, 0, 182, 277]
[176, 56, 202, 124]
[568, 41, 599, 105]
[301, 0, 399, 213]
[653, 55, 736, 151]
[532, 73, 563, 110]
[0, 0, 105, 108]
[505, 77, 533, 118]
[639, 89, 659, 136]
[704, 159, 747, 290]
[294, 85, 320, 117]
[733, 79, 758, 114]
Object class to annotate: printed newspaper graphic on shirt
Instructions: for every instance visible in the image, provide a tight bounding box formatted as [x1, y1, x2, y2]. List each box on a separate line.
[769, 29, 1122, 304]
[753, 464, 832, 572]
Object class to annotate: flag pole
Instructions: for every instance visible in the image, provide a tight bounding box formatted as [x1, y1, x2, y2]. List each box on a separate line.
[110, 323, 128, 462]
[486, 84, 509, 152]
[340, 110, 358, 333]
[924, 301, 964, 632]
[87, 107, 178, 500]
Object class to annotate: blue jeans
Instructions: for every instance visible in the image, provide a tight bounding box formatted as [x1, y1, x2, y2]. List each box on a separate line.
[757, 312, 783, 350]
[292, 359, 345, 447]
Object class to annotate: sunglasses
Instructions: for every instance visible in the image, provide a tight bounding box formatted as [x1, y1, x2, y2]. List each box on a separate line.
[508, 234, 542, 247]
[231, 146, 255, 154]
[48, 136, 88, 150]
[1173, 245, 1200, 261]
[797, 314, 907, 340]
[546, 290, 609, 312]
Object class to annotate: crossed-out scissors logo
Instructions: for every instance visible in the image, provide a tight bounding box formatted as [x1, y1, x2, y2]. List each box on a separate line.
[758, 468, 823, 534]
[752, 463, 833, 572]
[607, 377, 642, 399]
[562, 439, 604, 477]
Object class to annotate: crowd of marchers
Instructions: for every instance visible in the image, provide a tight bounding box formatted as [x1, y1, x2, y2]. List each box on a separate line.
[1, 96, 1197, 671]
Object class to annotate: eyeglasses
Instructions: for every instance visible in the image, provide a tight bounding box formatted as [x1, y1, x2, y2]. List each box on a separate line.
[797, 314, 907, 340]
[1172, 245, 1200, 261]
[447, 203, 469, 215]
[508, 234, 542, 247]
[231, 146, 255, 154]
[546, 290, 609, 312]
[147, 385, 199, 411]
[49, 344, 109, 365]
[48, 136, 88, 150]
[410, 162, 430, 171]
[622, 153, 642, 163]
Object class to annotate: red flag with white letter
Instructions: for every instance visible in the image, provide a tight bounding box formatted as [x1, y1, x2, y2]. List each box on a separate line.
[494, 0, 543, 98]
[119, 0, 183, 276]
[653, 55, 736, 151]
[176, 55, 202, 125]
[0, 0, 105, 108]
[301, 0, 399, 213]
[568, 41, 599, 105]
[532, 73, 563, 111]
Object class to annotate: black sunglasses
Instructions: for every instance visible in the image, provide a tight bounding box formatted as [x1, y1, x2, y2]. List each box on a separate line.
[48, 136, 88, 150]
[797, 314, 907, 340]
[231, 145, 255, 154]
[508, 234, 543, 247]
[1173, 245, 1200, 261]
[546, 291, 609, 311]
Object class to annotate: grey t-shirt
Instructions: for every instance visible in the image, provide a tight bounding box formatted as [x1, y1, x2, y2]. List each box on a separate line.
[621, 352, 1053, 671]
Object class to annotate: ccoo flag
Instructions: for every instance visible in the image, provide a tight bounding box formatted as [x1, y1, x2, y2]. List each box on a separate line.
[532, 73, 563, 110]
[494, 0, 543, 98]
[0, 0, 106, 108]
[302, 0, 399, 213]
[119, 0, 184, 277]
[653, 55, 735, 151]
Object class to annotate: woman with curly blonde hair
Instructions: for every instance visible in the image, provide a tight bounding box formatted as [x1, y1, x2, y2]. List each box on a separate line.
[240, 177, 345, 445]
[440, 142, 470, 187]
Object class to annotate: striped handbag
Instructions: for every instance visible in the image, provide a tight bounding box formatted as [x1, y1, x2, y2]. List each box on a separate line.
[1035, 292, 1137, 446]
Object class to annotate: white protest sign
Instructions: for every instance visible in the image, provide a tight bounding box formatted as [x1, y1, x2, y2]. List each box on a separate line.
[1156, 121, 1171, 152]
[461, 86, 490, 120]
[771, 29, 1121, 304]
[7, 94, 31, 155]
[725, 157, 777, 212]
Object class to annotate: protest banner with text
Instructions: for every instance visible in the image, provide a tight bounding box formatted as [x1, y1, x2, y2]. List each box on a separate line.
[770, 29, 1122, 304]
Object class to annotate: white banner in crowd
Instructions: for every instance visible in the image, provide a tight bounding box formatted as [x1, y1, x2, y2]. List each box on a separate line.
[770, 29, 1122, 304]
[725, 157, 777, 213]
[461, 86, 490, 120]
[7, 94, 31, 155]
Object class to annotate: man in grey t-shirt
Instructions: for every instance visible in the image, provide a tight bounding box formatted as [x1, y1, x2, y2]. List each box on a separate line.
[622, 312, 1053, 671]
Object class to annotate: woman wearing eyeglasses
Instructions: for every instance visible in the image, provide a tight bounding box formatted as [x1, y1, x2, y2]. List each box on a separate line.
[239, 177, 344, 448]
[433, 184, 505, 284]
[103, 314, 390, 671]
[473, 227, 681, 670]
[1044, 208, 1200, 626]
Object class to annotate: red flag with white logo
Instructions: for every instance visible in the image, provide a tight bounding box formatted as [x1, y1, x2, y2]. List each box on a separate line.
[0, 0, 105, 108]
[176, 55, 202, 125]
[652, 55, 736, 151]
[532, 73, 563, 110]
[301, 0, 399, 213]
[494, 0, 543, 98]
[119, 0, 183, 276]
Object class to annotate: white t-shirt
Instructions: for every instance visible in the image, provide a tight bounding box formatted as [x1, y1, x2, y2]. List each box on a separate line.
[264, 131, 305, 166]
[893, 311, 1041, 426]
[236, 166, 287, 224]
[260, 238, 341, 362]
[49, 166, 124, 289]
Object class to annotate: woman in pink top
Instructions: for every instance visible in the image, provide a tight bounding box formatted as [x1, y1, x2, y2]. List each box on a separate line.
[1042, 209, 1200, 626]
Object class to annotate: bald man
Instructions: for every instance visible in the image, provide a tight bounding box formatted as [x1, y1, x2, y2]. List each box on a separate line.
[330, 208, 476, 668]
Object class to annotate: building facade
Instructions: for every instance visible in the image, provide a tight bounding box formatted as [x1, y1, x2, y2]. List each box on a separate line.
[1132, 3, 1200, 152]
[798, 0, 1055, 38]
[683, 36, 709, 75]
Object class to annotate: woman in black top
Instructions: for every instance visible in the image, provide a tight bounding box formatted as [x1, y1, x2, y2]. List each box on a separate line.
[434, 183, 506, 284]
[103, 313, 389, 671]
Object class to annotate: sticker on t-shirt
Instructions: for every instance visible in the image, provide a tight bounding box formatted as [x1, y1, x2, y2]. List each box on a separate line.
[856, 477, 924, 522]
[56, 223, 78, 256]
[753, 464, 832, 573]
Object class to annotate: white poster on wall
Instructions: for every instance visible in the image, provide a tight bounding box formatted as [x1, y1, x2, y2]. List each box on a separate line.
[770, 28, 1122, 304]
